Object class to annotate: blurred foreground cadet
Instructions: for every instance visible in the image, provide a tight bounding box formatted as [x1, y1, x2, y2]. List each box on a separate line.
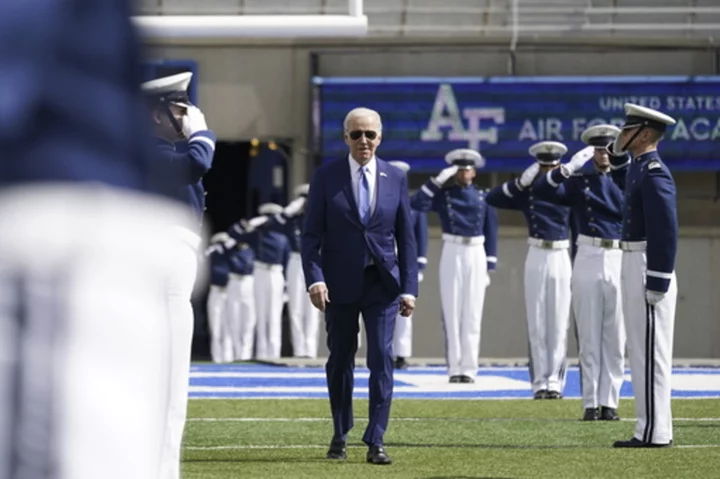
[0, 1, 196, 478]
[141, 70, 216, 478]
[534, 125, 630, 421]
[388, 161, 428, 370]
[486, 142, 572, 400]
[610, 104, 678, 448]
[411, 150, 497, 382]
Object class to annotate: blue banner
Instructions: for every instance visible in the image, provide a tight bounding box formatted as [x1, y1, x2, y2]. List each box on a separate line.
[313, 76, 720, 172]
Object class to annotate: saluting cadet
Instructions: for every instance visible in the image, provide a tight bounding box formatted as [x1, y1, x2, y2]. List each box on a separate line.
[142, 71, 216, 479]
[486, 142, 571, 399]
[205, 233, 233, 363]
[609, 104, 678, 448]
[270, 186, 322, 358]
[388, 161, 429, 370]
[534, 125, 631, 420]
[225, 226, 257, 361]
[411, 149, 498, 383]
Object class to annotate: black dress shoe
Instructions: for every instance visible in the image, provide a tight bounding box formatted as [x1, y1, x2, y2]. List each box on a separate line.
[613, 437, 673, 448]
[533, 389, 549, 399]
[600, 407, 620, 421]
[394, 357, 408, 370]
[583, 408, 599, 421]
[459, 375, 475, 383]
[326, 438, 347, 459]
[449, 375, 462, 383]
[366, 445, 392, 465]
[546, 390, 563, 399]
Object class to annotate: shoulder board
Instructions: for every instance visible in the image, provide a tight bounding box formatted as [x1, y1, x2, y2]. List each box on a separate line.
[647, 161, 662, 170]
[571, 172, 584, 177]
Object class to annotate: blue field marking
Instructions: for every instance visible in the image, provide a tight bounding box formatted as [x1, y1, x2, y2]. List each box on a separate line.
[188, 364, 720, 400]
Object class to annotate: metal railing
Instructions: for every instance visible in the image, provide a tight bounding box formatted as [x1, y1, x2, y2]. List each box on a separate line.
[135, 0, 720, 40]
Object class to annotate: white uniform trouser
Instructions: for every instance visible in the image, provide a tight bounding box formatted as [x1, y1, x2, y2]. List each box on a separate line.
[287, 252, 321, 358]
[253, 262, 285, 360]
[160, 229, 199, 479]
[0, 185, 193, 479]
[227, 274, 256, 361]
[207, 285, 233, 363]
[572, 242, 625, 409]
[525, 245, 572, 393]
[439, 238, 488, 378]
[623, 250, 677, 444]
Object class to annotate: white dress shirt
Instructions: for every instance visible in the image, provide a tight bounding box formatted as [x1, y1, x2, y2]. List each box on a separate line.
[348, 154, 377, 216]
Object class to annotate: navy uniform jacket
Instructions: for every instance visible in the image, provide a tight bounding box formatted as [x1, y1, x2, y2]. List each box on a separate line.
[0, 0, 171, 195]
[533, 165, 628, 241]
[206, 243, 231, 287]
[226, 241, 256, 276]
[412, 210, 430, 273]
[411, 181, 499, 271]
[621, 152, 678, 294]
[486, 176, 570, 242]
[268, 213, 304, 254]
[229, 221, 290, 270]
[152, 133, 216, 228]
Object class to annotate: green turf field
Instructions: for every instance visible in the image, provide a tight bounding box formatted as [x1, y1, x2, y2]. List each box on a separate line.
[182, 399, 720, 478]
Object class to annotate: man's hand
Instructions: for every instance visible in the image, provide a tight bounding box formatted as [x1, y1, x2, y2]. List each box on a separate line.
[518, 163, 540, 188]
[309, 283, 330, 312]
[485, 273, 491, 287]
[399, 296, 415, 317]
[283, 197, 306, 217]
[433, 165, 459, 186]
[646, 289, 665, 306]
[562, 145, 595, 176]
[418, 271, 424, 283]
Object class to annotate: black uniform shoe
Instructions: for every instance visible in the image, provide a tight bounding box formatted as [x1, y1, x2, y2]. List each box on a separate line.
[533, 389, 549, 399]
[459, 375, 475, 383]
[449, 375, 462, 383]
[366, 445, 392, 465]
[583, 408, 599, 421]
[546, 390, 563, 399]
[394, 357, 409, 370]
[326, 438, 347, 459]
[613, 437, 673, 448]
[600, 407, 620, 420]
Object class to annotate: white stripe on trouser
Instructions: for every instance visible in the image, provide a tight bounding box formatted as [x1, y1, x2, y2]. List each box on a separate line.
[439, 241, 488, 378]
[206, 286, 233, 363]
[254, 266, 285, 360]
[160, 238, 198, 479]
[0, 185, 195, 479]
[524, 246, 572, 393]
[622, 251, 676, 444]
[227, 275, 256, 361]
[287, 253, 320, 358]
[572, 244, 625, 409]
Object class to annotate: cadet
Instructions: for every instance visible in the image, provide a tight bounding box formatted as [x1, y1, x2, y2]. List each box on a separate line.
[486, 142, 571, 399]
[225, 226, 257, 361]
[610, 104, 678, 448]
[534, 125, 630, 420]
[411, 149, 498, 383]
[388, 161, 429, 370]
[205, 233, 233, 363]
[271, 186, 321, 358]
[142, 71, 216, 479]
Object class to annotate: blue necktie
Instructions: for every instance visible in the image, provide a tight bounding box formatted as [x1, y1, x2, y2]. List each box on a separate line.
[357, 167, 371, 225]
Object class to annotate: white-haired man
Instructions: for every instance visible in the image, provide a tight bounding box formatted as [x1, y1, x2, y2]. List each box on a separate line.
[411, 149, 498, 383]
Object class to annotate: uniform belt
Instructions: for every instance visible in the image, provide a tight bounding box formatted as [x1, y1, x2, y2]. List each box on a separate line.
[254, 261, 283, 272]
[171, 225, 201, 251]
[527, 237, 569, 249]
[621, 240, 647, 252]
[577, 234, 621, 249]
[442, 233, 485, 245]
[229, 272, 252, 280]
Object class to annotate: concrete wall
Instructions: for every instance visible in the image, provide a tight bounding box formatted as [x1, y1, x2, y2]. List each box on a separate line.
[147, 38, 720, 358]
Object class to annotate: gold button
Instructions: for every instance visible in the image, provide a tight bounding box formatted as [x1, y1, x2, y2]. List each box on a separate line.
[587, 207, 591, 211]
[530, 205, 534, 210]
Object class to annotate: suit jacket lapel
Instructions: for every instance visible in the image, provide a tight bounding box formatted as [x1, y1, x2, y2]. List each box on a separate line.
[369, 160, 386, 226]
[342, 159, 363, 228]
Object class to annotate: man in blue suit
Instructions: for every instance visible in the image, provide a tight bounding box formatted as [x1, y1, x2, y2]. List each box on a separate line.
[302, 107, 418, 465]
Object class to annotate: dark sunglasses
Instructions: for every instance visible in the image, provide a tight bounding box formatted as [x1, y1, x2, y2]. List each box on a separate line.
[348, 130, 378, 141]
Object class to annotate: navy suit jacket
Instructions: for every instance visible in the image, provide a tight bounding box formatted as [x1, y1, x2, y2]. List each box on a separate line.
[301, 157, 419, 305]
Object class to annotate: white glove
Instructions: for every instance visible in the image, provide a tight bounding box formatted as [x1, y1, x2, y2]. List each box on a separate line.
[433, 166, 459, 185]
[418, 271, 424, 283]
[518, 163, 540, 188]
[646, 290, 665, 305]
[182, 106, 208, 137]
[283, 197, 306, 217]
[223, 238, 237, 250]
[563, 146, 595, 176]
[243, 215, 269, 233]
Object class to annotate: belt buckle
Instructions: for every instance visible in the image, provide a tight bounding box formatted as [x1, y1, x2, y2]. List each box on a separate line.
[600, 239, 614, 248]
[461, 237, 471, 245]
[541, 240, 552, 248]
